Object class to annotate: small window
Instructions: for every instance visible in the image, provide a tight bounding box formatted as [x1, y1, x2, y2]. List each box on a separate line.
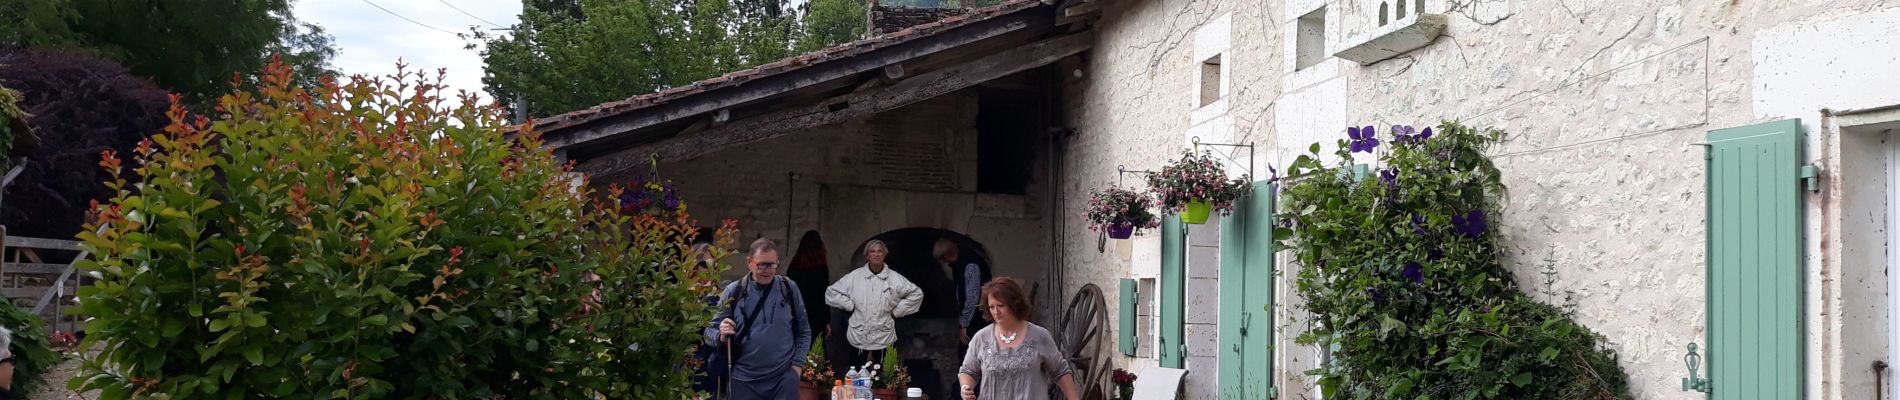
[1137, 278, 1157, 358]
[1396, 0, 1407, 20]
[1379, 2, 1389, 26]
[1199, 54, 1223, 107]
[1295, 7, 1328, 70]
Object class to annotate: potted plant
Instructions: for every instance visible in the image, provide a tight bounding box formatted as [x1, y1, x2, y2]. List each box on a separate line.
[1147, 150, 1250, 224]
[1111, 368, 1137, 400]
[872, 347, 910, 399]
[1086, 186, 1160, 239]
[799, 337, 836, 400]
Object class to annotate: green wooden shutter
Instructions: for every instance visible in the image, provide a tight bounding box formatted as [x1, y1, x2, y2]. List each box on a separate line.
[1121, 279, 1138, 356]
[1240, 181, 1276, 399]
[1160, 214, 1185, 368]
[1219, 203, 1249, 396]
[1706, 119, 1803, 400]
[1219, 180, 1278, 399]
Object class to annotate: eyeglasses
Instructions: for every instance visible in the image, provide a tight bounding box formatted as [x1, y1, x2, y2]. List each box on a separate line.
[754, 262, 780, 270]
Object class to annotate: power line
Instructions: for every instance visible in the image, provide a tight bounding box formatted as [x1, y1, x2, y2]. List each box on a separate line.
[437, 0, 504, 28]
[361, 0, 460, 35]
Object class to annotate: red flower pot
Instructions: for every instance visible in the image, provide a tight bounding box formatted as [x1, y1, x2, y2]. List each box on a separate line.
[799, 381, 823, 400]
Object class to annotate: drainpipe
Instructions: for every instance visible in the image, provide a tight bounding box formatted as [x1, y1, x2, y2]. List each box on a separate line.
[1048, 127, 1071, 312]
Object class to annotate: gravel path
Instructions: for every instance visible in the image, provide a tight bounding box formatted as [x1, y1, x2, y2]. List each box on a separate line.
[29, 353, 98, 400]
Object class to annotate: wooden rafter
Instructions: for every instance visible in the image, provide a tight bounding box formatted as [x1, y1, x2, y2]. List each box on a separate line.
[583, 32, 1094, 175]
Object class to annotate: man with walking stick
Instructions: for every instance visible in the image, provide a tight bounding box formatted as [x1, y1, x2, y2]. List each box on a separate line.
[705, 238, 812, 399]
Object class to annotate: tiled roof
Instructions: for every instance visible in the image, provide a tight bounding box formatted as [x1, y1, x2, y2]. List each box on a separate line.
[534, 0, 1046, 133]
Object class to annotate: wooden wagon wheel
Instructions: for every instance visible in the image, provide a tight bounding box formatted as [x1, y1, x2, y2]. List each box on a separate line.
[1057, 284, 1111, 400]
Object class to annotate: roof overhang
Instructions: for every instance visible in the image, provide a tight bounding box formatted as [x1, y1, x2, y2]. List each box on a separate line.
[533, 0, 1099, 161]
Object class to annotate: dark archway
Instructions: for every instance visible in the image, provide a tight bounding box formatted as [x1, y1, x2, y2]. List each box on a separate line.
[846, 228, 993, 320]
[828, 228, 994, 399]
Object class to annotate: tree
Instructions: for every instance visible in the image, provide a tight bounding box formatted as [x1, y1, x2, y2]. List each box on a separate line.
[795, 0, 866, 53]
[75, 60, 731, 398]
[0, 46, 169, 241]
[0, 0, 339, 105]
[481, 0, 846, 119]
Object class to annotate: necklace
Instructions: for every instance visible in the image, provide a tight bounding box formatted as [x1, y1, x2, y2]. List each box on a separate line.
[999, 326, 1021, 344]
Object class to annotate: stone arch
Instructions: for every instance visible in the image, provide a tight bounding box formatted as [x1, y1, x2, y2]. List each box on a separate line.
[831, 227, 996, 399]
[845, 227, 996, 320]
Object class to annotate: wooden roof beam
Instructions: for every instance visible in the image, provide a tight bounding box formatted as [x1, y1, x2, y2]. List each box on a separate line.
[544, 9, 1048, 152]
[583, 32, 1094, 174]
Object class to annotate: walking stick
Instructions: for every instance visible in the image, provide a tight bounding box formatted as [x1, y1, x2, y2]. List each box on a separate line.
[723, 339, 734, 400]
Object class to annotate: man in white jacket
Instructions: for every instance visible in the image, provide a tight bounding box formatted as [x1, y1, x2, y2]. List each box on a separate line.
[825, 239, 925, 371]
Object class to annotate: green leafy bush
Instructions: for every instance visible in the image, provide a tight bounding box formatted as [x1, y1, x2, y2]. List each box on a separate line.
[0, 299, 60, 395]
[1276, 122, 1631, 400]
[0, 85, 18, 168]
[73, 60, 730, 398]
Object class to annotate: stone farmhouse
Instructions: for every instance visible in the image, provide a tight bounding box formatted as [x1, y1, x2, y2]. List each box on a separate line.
[535, 0, 1900, 398]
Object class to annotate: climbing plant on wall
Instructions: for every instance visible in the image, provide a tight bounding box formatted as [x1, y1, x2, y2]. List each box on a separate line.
[1275, 122, 1632, 400]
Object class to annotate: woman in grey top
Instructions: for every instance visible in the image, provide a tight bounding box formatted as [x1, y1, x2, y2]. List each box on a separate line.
[957, 277, 1080, 400]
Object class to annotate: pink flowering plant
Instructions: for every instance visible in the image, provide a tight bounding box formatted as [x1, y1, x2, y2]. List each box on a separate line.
[1146, 150, 1251, 214]
[1085, 186, 1160, 233]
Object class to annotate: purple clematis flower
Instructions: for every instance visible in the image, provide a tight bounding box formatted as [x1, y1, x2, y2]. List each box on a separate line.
[1367, 287, 1386, 306]
[1402, 262, 1423, 284]
[1392, 125, 1435, 145]
[1451, 209, 1488, 238]
[1347, 126, 1380, 153]
[1411, 214, 1428, 236]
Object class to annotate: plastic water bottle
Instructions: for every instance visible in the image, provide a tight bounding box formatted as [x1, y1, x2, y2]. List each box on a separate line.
[832, 380, 846, 400]
[853, 368, 872, 400]
[851, 367, 866, 398]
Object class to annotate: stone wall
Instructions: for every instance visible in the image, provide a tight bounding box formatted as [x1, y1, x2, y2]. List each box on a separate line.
[583, 90, 1048, 284]
[1062, 0, 1900, 398]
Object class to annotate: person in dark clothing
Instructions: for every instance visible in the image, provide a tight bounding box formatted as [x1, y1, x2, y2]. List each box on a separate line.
[937, 238, 992, 348]
[704, 238, 812, 400]
[785, 230, 832, 339]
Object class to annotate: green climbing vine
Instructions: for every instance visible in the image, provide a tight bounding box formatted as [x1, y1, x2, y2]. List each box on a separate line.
[1274, 122, 1632, 399]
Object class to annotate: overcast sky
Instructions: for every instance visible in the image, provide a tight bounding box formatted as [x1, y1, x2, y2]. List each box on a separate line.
[294, 0, 522, 104]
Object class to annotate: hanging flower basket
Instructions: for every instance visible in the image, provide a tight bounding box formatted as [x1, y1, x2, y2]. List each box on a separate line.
[1148, 150, 1250, 224]
[1181, 200, 1212, 224]
[1086, 186, 1160, 238]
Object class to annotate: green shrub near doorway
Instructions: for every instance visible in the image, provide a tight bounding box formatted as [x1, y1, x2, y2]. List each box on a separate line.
[70, 60, 731, 398]
[1274, 122, 1631, 399]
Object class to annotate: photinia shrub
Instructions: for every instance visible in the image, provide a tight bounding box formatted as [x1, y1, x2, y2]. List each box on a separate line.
[1146, 150, 1250, 214]
[1276, 122, 1631, 399]
[73, 59, 730, 399]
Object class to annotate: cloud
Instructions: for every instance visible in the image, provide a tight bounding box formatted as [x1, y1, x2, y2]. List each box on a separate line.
[294, 0, 521, 104]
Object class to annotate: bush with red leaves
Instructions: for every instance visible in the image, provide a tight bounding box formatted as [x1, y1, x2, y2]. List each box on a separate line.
[0, 46, 168, 240]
